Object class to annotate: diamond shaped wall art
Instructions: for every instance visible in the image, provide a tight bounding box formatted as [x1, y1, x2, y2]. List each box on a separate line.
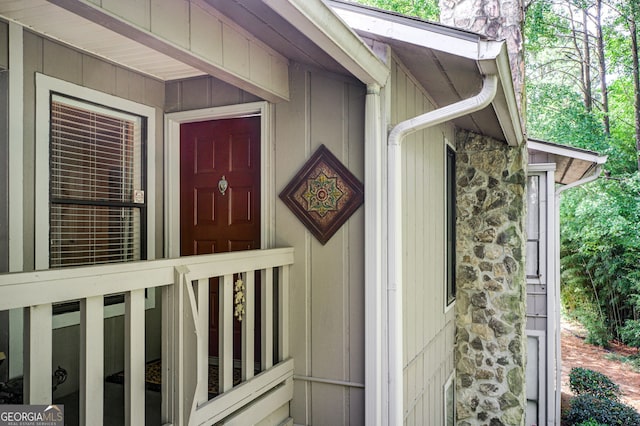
[279, 145, 364, 245]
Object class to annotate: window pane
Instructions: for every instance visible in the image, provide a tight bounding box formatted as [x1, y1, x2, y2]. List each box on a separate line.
[50, 205, 141, 267]
[526, 175, 540, 278]
[50, 100, 142, 203]
[446, 146, 456, 304]
[49, 96, 144, 268]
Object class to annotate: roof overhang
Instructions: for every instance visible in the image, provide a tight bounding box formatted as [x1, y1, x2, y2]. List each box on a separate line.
[262, 0, 388, 86]
[528, 139, 607, 185]
[0, 0, 388, 102]
[328, 0, 524, 146]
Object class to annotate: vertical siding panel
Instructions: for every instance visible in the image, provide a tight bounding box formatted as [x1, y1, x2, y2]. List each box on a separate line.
[150, 0, 189, 48]
[275, 65, 311, 424]
[103, 0, 151, 29]
[42, 39, 81, 84]
[190, 3, 223, 65]
[348, 82, 366, 425]
[393, 56, 453, 423]
[22, 31, 42, 271]
[82, 55, 117, 95]
[309, 71, 347, 425]
[180, 77, 211, 111]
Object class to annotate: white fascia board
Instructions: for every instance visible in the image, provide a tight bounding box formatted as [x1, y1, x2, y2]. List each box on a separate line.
[334, 3, 524, 147]
[478, 43, 524, 147]
[528, 140, 608, 165]
[332, 6, 481, 60]
[264, 0, 388, 86]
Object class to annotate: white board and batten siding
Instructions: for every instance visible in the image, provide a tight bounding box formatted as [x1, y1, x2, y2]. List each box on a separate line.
[273, 64, 366, 425]
[391, 55, 456, 424]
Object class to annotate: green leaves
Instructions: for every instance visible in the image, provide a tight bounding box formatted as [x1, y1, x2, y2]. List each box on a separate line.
[350, 0, 439, 21]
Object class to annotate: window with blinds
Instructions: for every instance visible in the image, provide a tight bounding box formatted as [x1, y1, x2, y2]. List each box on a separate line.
[49, 95, 145, 268]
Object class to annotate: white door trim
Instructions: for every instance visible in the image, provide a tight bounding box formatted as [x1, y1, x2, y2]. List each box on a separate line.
[164, 102, 274, 258]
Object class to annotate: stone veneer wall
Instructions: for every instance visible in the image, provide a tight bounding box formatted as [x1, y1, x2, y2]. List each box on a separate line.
[455, 130, 527, 425]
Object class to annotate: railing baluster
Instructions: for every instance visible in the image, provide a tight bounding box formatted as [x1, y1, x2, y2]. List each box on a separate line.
[195, 278, 209, 405]
[80, 296, 104, 426]
[220, 274, 234, 393]
[278, 265, 290, 361]
[125, 289, 145, 426]
[261, 268, 274, 370]
[24, 303, 52, 404]
[242, 271, 255, 381]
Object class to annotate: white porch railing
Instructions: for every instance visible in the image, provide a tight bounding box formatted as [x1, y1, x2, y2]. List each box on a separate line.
[0, 247, 295, 426]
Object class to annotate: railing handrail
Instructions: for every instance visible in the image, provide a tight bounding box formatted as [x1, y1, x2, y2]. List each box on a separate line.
[0, 247, 294, 311]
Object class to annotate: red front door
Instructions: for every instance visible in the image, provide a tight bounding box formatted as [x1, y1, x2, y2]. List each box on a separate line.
[180, 116, 261, 357]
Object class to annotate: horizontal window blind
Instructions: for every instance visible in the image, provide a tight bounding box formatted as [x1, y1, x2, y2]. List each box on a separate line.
[50, 95, 144, 268]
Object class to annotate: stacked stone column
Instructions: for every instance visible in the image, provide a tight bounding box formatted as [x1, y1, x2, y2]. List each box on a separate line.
[454, 130, 527, 425]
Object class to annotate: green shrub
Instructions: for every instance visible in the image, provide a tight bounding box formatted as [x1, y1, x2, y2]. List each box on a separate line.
[569, 367, 620, 401]
[575, 419, 606, 426]
[620, 319, 640, 350]
[576, 307, 611, 347]
[565, 394, 640, 425]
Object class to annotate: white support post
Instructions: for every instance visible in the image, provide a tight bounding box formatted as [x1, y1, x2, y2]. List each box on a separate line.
[220, 274, 234, 393]
[195, 278, 209, 405]
[261, 268, 274, 370]
[278, 265, 290, 360]
[125, 289, 146, 426]
[241, 271, 255, 381]
[24, 304, 52, 404]
[80, 296, 104, 426]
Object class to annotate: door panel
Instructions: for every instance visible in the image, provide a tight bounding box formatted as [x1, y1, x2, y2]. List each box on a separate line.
[180, 116, 261, 359]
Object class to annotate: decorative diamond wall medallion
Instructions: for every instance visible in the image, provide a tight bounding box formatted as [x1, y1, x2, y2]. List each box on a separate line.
[279, 145, 364, 245]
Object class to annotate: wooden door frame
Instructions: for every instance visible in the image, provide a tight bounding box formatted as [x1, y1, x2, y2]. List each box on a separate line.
[164, 102, 275, 257]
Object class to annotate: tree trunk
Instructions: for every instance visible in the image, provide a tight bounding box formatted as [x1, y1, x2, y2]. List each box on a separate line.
[583, 6, 593, 111]
[595, 0, 610, 135]
[630, 16, 640, 171]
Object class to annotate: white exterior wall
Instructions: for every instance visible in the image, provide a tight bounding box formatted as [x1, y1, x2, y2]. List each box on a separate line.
[391, 57, 456, 424]
[274, 64, 366, 425]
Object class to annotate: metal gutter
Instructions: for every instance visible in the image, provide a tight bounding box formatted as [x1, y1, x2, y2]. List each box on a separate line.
[386, 74, 499, 425]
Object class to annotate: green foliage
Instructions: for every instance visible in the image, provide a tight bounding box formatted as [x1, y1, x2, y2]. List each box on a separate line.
[620, 319, 640, 349]
[565, 394, 640, 425]
[351, 0, 439, 20]
[569, 367, 621, 400]
[575, 419, 607, 426]
[578, 307, 612, 347]
[525, 0, 567, 54]
[559, 174, 640, 342]
[526, 82, 606, 150]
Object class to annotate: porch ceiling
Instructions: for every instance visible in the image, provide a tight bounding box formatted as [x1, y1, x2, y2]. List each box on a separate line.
[0, 0, 356, 83]
[0, 0, 204, 81]
[528, 139, 608, 185]
[202, 0, 357, 78]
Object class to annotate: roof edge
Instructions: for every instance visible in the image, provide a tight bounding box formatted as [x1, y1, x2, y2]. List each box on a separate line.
[264, 0, 389, 86]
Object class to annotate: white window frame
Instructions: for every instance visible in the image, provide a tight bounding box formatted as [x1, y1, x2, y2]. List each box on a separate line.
[35, 73, 156, 328]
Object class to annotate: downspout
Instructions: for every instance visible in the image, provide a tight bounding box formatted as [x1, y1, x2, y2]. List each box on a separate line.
[386, 74, 499, 425]
[552, 165, 603, 424]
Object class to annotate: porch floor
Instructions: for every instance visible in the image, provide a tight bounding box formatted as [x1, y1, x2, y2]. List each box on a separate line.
[54, 382, 161, 425]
